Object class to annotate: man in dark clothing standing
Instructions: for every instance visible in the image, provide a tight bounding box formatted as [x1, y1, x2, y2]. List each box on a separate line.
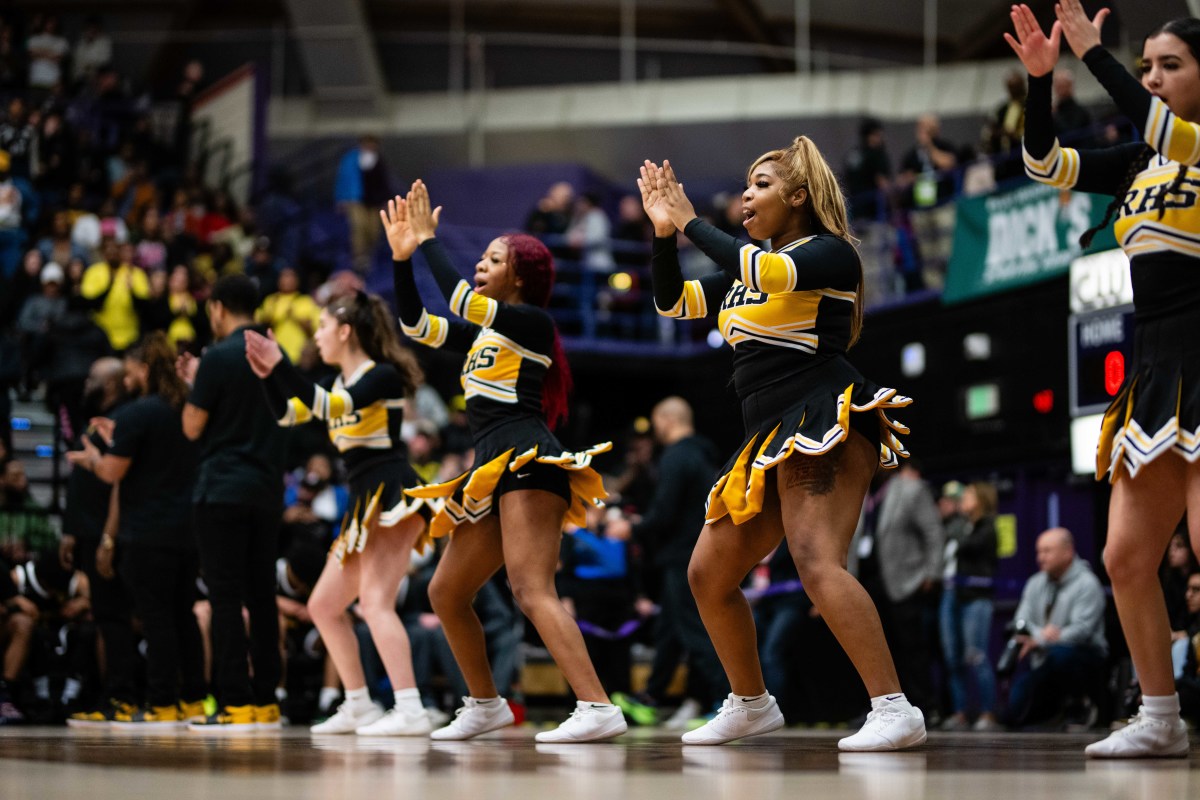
[61, 357, 138, 726]
[609, 397, 728, 726]
[180, 275, 288, 732]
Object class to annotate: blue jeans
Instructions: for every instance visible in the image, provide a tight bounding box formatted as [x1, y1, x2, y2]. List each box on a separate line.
[939, 590, 997, 715]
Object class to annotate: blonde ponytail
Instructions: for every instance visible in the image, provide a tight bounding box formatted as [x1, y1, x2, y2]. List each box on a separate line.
[748, 135, 865, 346]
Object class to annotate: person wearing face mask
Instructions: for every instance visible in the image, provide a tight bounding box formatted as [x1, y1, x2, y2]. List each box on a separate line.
[335, 136, 391, 273]
[637, 149, 921, 751]
[244, 290, 435, 737]
[387, 183, 624, 744]
[1009, 1, 1200, 757]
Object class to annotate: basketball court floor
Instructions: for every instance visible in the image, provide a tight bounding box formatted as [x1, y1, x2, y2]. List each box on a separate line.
[1, 727, 1196, 799]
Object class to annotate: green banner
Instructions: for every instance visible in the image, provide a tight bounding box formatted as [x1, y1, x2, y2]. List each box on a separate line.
[943, 182, 1117, 304]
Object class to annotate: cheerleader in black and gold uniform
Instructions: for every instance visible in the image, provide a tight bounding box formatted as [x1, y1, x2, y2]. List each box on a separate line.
[638, 147, 924, 751]
[244, 292, 434, 737]
[384, 182, 626, 743]
[1010, 1, 1200, 758]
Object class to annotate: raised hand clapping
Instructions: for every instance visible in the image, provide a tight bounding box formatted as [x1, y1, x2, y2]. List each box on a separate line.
[1003, 4, 1062, 78]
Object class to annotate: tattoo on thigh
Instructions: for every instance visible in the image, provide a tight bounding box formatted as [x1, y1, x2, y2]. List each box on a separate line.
[782, 449, 842, 495]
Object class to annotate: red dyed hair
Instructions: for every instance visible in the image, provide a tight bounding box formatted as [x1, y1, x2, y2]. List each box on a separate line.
[503, 233, 572, 430]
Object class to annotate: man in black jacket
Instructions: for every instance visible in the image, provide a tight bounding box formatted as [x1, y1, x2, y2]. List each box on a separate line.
[609, 397, 727, 725]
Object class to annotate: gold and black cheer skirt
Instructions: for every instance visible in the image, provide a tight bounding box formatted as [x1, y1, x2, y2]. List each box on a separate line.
[1097, 312, 1200, 481]
[331, 456, 434, 564]
[405, 416, 610, 540]
[707, 356, 911, 526]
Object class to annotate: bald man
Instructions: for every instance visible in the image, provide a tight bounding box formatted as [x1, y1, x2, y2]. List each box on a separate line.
[608, 397, 727, 724]
[1005, 528, 1108, 728]
[63, 357, 141, 725]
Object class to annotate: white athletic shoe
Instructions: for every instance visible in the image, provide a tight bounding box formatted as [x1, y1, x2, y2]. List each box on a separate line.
[310, 701, 385, 735]
[535, 702, 628, 743]
[663, 698, 703, 731]
[838, 699, 927, 752]
[680, 694, 785, 745]
[1084, 709, 1189, 759]
[430, 697, 515, 741]
[356, 706, 433, 736]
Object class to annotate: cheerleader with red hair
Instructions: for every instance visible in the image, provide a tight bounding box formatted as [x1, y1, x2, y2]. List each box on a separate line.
[386, 181, 624, 743]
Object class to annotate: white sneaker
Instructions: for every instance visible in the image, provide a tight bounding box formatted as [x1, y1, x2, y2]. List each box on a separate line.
[430, 697, 515, 741]
[1084, 709, 1189, 758]
[310, 701, 384, 735]
[680, 694, 785, 745]
[838, 699, 927, 752]
[663, 698, 703, 731]
[356, 706, 433, 736]
[535, 702, 628, 743]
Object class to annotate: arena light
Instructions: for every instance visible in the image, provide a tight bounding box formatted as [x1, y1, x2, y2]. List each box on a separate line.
[608, 272, 633, 292]
[963, 332, 991, 361]
[706, 329, 725, 349]
[900, 342, 925, 378]
[1032, 389, 1054, 415]
[965, 383, 1000, 420]
[1104, 350, 1125, 396]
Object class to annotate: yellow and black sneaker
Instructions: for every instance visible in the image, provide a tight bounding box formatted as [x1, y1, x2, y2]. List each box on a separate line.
[179, 699, 208, 723]
[187, 704, 257, 735]
[111, 704, 187, 730]
[254, 703, 283, 731]
[67, 699, 137, 729]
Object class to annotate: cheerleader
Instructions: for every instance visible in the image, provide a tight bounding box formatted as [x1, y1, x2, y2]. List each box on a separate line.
[637, 149, 925, 751]
[1008, 1, 1200, 757]
[384, 181, 626, 743]
[244, 291, 433, 736]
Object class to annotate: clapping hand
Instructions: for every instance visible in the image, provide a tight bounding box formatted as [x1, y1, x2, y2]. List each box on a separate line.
[1055, 0, 1109, 60]
[651, 160, 698, 232]
[405, 180, 443, 244]
[1003, 5, 1062, 79]
[380, 194, 420, 261]
[244, 329, 284, 379]
[638, 160, 678, 237]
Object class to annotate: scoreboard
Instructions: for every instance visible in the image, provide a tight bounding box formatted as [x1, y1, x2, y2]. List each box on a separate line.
[1068, 304, 1135, 416]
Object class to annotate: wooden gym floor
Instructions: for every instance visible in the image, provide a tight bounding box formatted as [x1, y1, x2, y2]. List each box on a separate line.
[0, 726, 1196, 799]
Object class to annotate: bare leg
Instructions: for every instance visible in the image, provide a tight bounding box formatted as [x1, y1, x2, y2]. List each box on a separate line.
[307, 553, 365, 690]
[499, 490, 608, 703]
[357, 515, 425, 691]
[3, 613, 35, 682]
[686, 490, 784, 697]
[428, 517, 505, 698]
[1106, 454, 1188, 698]
[778, 431, 900, 697]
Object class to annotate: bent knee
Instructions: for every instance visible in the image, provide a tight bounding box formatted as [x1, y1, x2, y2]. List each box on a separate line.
[1102, 540, 1158, 585]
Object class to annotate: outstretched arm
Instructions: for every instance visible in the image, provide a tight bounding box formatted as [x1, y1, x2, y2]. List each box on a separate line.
[383, 194, 478, 351]
[653, 161, 856, 292]
[407, 180, 556, 349]
[640, 160, 731, 318]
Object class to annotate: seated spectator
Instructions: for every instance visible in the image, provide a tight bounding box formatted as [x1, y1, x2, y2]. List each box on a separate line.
[276, 539, 326, 720]
[257, 266, 319, 363]
[0, 98, 36, 180]
[37, 211, 89, 269]
[6, 554, 92, 721]
[1004, 528, 1108, 729]
[524, 181, 574, 238]
[0, 556, 35, 724]
[145, 264, 209, 354]
[132, 207, 169, 273]
[16, 261, 67, 391]
[27, 15, 69, 100]
[1052, 70, 1095, 147]
[1164, 532, 1199, 679]
[439, 395, 472, 458]
[408, 421, 441, 485]
[1176, 571, 1200, 724]
[568, 192, 615, 274]
[281, 452, 349, 549]
[0, 460, 55, 565]
[0, 149, 24, 279]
